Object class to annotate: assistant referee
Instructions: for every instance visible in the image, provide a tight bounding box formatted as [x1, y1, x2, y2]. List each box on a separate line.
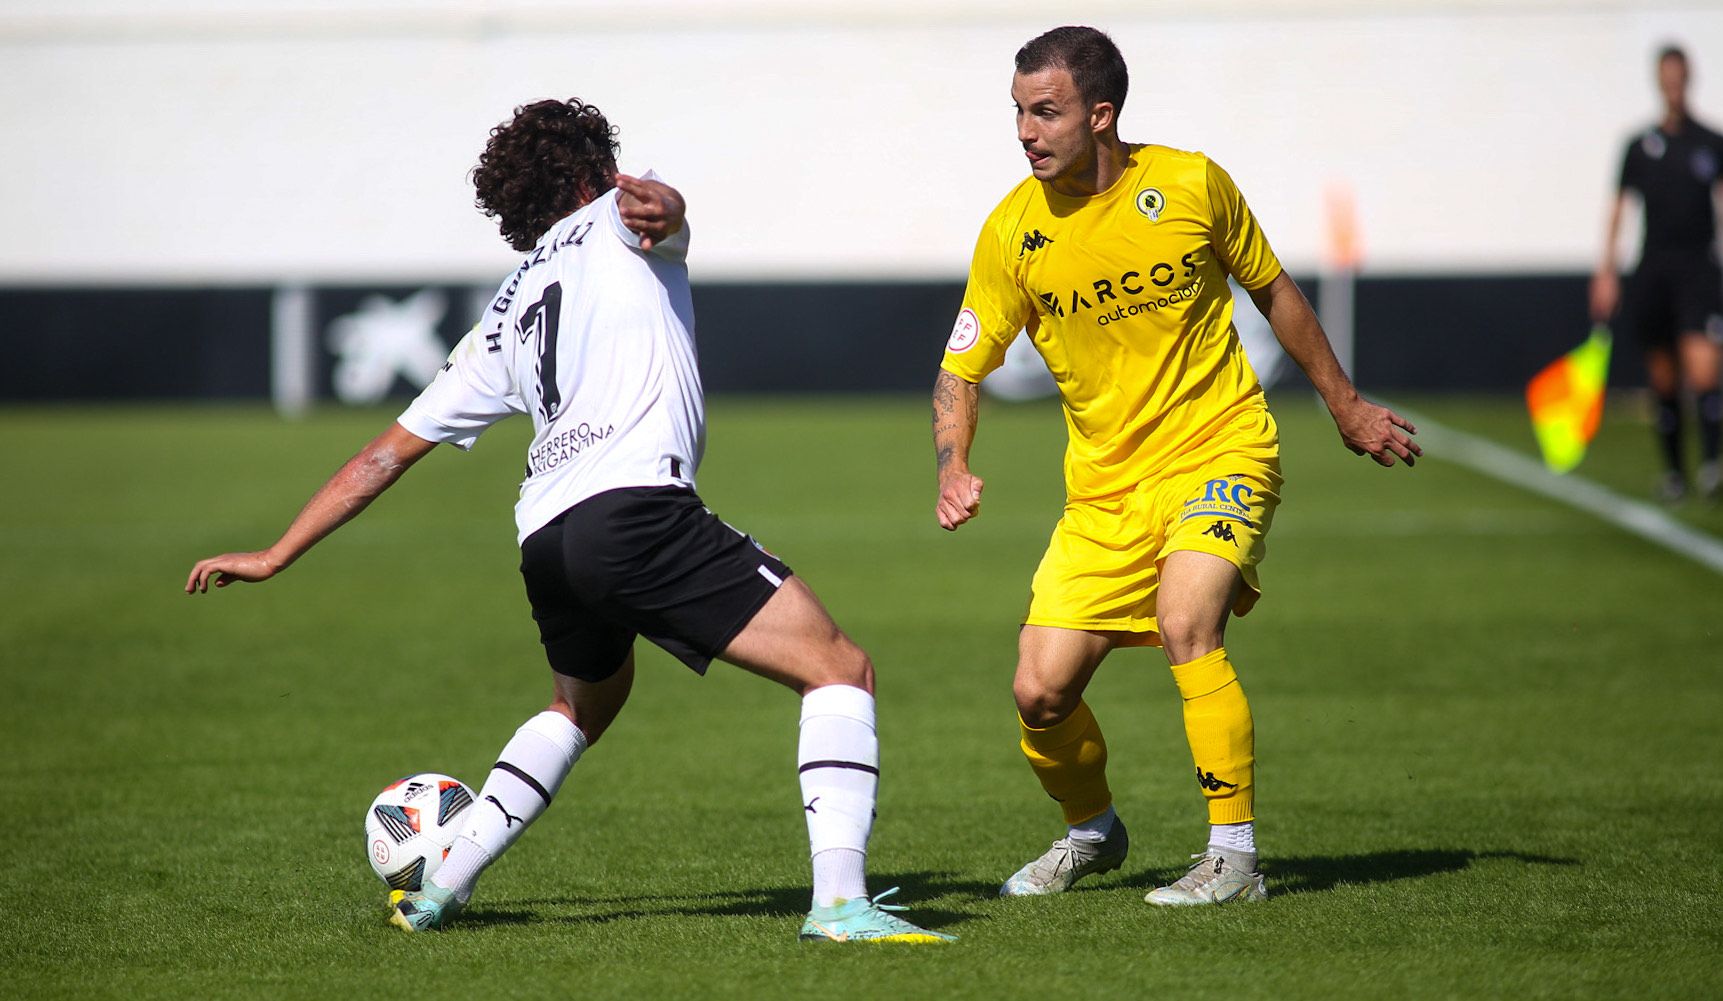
[1592, 44, 1723, 502]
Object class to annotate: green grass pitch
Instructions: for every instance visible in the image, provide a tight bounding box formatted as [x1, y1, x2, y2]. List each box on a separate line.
[1, 393, 1719, 999]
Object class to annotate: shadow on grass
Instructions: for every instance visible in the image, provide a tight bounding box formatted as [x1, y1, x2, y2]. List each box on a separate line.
[452, 852, 1582, 927]
[1259, 848, 1580, 896]
[464, 870, 990, 931]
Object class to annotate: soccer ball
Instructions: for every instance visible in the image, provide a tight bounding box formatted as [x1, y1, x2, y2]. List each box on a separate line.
[364, 772, 477, 891]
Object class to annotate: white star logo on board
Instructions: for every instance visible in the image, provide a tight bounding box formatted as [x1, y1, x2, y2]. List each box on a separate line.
[325, 290, 450, 404]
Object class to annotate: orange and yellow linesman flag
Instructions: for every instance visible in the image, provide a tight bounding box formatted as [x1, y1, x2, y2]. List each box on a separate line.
[1526, 326, 1612, 474]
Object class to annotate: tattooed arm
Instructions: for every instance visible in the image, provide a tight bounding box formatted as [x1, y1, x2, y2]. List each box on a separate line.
[933, 368, 985, 531]
[185, 422, 438, 592]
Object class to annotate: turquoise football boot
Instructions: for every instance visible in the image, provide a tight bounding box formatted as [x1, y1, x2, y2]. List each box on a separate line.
[388, 884, 462, 932]
[799, 887, 956, 944]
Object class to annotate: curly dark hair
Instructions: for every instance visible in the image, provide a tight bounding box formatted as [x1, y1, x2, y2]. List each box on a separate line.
[472, 99, 620, 251]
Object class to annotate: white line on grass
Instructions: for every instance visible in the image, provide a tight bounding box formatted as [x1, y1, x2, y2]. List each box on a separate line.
[1278, 509, 1612, 538]
[1397, 406, 1723, 577]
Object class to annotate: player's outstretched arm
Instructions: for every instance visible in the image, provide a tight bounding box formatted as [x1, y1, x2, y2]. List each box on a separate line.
[615, 174, 685, 252]
[184, 423, 438, 593]
[1248, 272, 1421, 468]
[932, 368, 985, 530]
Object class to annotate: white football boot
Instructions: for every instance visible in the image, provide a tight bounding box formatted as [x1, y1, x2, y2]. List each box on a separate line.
[999, 818, 1129, 896]
[1145, 851, 1267, 906]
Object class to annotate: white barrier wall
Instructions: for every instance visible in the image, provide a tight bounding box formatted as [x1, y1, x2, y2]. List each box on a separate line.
[1, 0, 1719, 282]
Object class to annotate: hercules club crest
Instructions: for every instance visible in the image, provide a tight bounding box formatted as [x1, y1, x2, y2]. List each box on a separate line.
[1135, 187, 1166, 222]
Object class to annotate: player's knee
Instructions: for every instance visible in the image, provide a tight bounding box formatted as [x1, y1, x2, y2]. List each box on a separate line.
[1013, 674, 1079, 728]
[849, 647, 876, 694]
[807, 635, 874, 694]
[829, 638, 874, 694]
[1159, 609, 1223, 665]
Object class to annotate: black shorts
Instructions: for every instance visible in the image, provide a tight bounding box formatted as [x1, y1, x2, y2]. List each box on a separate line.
[518, 486, 793, 682]
[1624, 250, 1723, 348]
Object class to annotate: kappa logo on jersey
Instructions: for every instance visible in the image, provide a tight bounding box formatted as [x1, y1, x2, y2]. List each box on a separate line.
[1135, 187, 1167, 221]
[1202, 520, 1238, 545]
[326, 290, 451, 405]
[1019, 229, 1056, 257]
[1034, 252, 1203, 324]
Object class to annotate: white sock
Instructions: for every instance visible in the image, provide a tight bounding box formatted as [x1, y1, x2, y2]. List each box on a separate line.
[431, 710, 587, 903]
[798, 685, 877, 907]
[1068, 804, 1117, 843]
[1209, 821, 1257, 870]
[811, 848, 868, 907]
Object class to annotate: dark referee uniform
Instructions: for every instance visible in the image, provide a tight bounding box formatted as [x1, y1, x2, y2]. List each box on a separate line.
[1618, 119, 1723, 345]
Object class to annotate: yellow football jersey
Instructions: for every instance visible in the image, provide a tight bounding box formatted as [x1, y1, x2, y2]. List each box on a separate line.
[942, 144, 1283, 500]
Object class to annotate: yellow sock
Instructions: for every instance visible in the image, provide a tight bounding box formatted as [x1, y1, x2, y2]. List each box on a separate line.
[1170, 647, 1255, 825]
[1018, 700, 1112, 826]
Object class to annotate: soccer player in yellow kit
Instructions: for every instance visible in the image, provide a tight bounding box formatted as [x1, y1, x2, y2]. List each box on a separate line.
[932, 26, 1420, 906]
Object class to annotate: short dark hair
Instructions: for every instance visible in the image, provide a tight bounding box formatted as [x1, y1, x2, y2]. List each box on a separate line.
[1015, 26, 1129, 118]
[1657, 44, 1688, 67]
[472, 99, 620, 252]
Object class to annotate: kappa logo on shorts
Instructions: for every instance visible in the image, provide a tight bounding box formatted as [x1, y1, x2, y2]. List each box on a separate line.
[1202, 520, 1238, 545]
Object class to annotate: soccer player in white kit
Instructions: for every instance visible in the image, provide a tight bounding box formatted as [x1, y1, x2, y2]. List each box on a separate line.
[184, 99, 952, 944]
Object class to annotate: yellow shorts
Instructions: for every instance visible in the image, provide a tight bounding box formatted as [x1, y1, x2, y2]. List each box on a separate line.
[1024, 418, 1282, 647]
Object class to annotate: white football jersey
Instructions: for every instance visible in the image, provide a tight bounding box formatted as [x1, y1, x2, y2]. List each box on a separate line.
[397, 171, 705, 543]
